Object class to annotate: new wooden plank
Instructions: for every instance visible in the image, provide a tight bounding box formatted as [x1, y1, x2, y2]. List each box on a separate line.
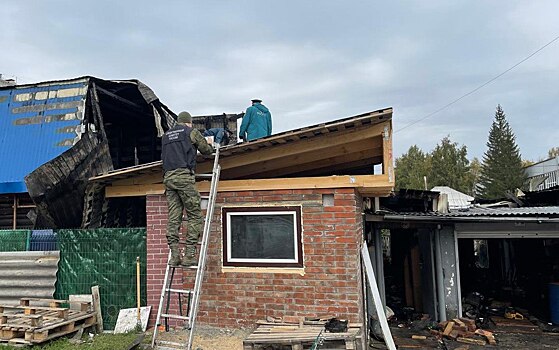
[0, 305, 69, 313]
[382, 123, 394, 184]
[106, 174, 391, 197]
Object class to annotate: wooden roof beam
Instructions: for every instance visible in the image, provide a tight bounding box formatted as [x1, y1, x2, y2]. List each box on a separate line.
[105, 174, 392, 198]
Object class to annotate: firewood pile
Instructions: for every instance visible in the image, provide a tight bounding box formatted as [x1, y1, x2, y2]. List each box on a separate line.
[430, 318, 496, 346]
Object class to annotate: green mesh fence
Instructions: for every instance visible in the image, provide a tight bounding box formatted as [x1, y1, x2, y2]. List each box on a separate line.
[0, 230, 30, 251]
[54, 228, 147, 330]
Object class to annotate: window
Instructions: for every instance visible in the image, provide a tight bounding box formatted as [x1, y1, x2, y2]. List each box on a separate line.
[222, 206, 303, 268]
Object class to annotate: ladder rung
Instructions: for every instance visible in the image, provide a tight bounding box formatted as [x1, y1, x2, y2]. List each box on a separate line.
[165, 288, 193, 294]
[161, 313, 190, 321]
[200, 195, 210, 199]
[168, 265, 199, 270]
[195, 173, 213, 178]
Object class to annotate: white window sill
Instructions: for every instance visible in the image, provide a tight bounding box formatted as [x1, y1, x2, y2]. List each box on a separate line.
[221, 266, 305, 276]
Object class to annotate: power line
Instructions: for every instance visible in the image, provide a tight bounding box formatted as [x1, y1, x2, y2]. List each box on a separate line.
[395, 33, 559, 133]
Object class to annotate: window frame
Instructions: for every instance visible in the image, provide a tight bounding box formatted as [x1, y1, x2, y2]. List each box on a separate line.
[222, 206, 303, 268]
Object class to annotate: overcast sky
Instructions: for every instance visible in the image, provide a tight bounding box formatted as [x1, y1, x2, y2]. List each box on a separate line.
[2, 1, 558, 161]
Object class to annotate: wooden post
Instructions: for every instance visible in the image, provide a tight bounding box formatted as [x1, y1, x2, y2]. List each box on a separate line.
[382, 124, 394, 184]
[136, 256, 141, 324]
[92, 285, 103, 333]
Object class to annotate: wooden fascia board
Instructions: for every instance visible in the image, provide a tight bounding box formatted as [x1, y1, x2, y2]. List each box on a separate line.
[382, 121, 394, 184]
[105, 174, 391, 198]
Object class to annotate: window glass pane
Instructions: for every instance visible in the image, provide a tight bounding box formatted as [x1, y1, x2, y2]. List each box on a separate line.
[230, 214, 295, 259]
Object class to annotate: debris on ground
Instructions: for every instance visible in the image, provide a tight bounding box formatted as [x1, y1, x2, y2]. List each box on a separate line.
[243, 315, 361, 350]
[430, 318, 495, 346]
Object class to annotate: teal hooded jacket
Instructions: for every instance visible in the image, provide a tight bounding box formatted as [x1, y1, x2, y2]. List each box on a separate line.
[239, 102, 272, 141]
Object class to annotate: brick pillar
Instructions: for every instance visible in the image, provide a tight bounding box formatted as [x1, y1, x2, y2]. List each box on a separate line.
[146, 194, 181, 328]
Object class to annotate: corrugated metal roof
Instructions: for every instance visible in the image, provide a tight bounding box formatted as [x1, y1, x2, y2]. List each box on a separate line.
[0, 78, 89, 193]
[381, 206, 559, 219]
[447, 206, 559, 216]
[431, 186, 474, 210]
[0, 251, 59, 305]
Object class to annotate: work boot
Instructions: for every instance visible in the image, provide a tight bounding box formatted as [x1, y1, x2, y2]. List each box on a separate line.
[168, 245, 181, 266]
[182, 245, 197, 266]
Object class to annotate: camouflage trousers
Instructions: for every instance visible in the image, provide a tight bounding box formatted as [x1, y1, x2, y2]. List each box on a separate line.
[163, 168, 202, 247]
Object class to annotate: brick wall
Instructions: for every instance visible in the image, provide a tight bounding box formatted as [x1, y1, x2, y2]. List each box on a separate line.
[146, 188, 364, 328]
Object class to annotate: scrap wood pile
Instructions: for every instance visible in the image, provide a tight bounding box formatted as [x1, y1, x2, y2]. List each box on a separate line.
[430, 318, 496, 346]
[243, 315, 361, 350]
[0, 298, 97, 346]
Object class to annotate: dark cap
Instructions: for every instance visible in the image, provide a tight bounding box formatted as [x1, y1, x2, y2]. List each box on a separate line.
[251, 98, 262, 103]
[177, 111, 192, 123]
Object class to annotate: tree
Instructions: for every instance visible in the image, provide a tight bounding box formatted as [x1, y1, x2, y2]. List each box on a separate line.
[548, 147, 559, 159]
[395, 145, 431, 190]
[429, 136, 473, 194]
[465, 157, 481, 196]
[478, 105, 525, 199]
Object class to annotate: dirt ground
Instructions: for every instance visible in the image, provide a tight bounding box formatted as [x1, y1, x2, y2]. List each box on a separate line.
[146, 324, 559, 350]
[145, 325, 253, 350]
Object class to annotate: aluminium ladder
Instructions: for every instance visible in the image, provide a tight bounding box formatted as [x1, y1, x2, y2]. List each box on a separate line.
[152, 145, 221, 350]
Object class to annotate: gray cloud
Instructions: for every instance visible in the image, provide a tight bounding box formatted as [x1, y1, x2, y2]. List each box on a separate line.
[1, 0, 559, 162]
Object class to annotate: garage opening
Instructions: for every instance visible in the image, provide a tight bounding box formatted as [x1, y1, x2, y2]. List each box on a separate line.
[458, 237, 559, 325]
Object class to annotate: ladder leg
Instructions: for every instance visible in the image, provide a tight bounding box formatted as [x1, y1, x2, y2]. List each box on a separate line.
[151, 250, 173, 348]
[165, 268, 176, 331]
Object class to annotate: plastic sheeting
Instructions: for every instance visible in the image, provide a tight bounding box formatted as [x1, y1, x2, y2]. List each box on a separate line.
[54, 228, 147, 330]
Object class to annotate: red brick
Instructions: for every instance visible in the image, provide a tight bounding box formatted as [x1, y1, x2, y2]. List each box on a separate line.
[145, 189, 364, 328]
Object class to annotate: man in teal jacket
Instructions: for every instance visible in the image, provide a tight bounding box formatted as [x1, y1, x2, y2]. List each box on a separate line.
[239, 99, 272, 141]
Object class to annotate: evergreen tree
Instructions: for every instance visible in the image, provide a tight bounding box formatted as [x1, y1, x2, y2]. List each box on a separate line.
[478, 105, 525, 199]
[429, 136, 473, 194]
[395, 145, 431, 190]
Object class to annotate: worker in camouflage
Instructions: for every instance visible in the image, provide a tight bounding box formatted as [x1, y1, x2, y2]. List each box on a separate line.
[162, 111, 214, 266]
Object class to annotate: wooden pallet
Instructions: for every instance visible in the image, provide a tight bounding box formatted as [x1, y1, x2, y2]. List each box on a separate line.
[243, 324, 361, 350]
[0, 298, 97, 345]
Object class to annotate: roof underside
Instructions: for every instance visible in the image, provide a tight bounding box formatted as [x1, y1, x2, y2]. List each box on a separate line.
[91, 107, 393, 184]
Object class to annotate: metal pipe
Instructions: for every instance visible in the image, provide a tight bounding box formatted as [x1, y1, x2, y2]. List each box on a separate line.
[453, 230, 463, 317]
[373, 228, 386, 306]
[434, 227, 447, 321]
[136, 256, 141, 326]
[12, 194, 17, 230]
[429, 231, 438, 320]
